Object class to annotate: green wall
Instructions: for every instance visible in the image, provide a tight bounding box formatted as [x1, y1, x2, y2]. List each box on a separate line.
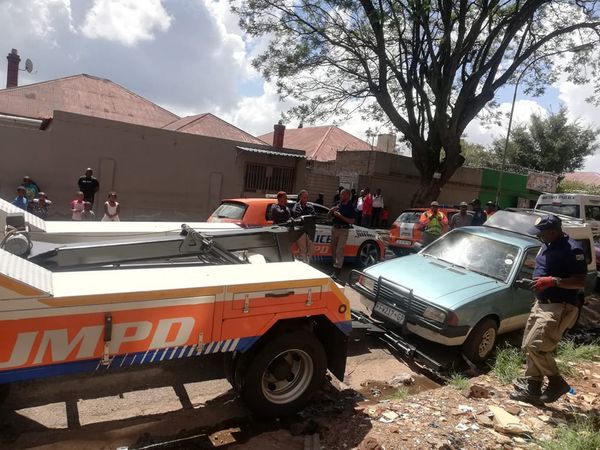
[479, 169, 539, 208]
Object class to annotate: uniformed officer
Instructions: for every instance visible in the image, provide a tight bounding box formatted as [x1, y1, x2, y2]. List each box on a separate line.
[271, 191, 291, 224]
[329, 188, 355, 280]
[511, 215, 586, 404]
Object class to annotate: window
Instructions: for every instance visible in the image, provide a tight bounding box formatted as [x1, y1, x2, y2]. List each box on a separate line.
[244, 164, 295, 193]
[576, 239, 592, 265]
[516, 247, 540, 280]
[537, 204, 580, 219]
[585, 205, 600, 221]
[211, 202, 247, 220]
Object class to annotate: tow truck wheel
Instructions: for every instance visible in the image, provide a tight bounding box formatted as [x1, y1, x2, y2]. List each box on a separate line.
[239, 330, 327, 417]
[462, 318, 498, 364]
[357, 241, 381, 268]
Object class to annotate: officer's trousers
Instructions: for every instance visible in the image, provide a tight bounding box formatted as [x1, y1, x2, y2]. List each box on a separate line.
[296, 233, 313, 264]
[522, 300, 579, 380]
[331, 227, 349, 269]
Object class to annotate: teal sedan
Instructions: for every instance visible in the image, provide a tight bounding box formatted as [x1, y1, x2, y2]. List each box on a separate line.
[350, 213, 595, 363]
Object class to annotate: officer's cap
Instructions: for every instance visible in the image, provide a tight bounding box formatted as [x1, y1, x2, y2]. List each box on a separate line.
[527, 214, 562, 235]
[470, 198, 481, 205]
[430, 201, 440, 206]
[459, 201, 468, 207]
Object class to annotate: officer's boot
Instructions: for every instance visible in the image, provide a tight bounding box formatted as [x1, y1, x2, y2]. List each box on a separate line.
[539, 375, 570, 403]
[509, 378, 543, 404]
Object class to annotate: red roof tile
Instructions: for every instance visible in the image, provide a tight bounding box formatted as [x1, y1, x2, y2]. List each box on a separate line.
[0, 74, 178, 127]
[258, 125, 372, 161]
[563, 172, 600, 186]
[164, 113, 268, 145]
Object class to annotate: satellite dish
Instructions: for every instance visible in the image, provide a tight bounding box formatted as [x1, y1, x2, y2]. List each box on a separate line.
[25, 59, 33, 73]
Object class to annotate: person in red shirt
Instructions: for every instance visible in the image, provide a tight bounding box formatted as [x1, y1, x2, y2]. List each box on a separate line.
[361, 187, 373, 228]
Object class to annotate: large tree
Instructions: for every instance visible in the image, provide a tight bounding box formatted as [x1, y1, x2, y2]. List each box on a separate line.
[230, 0, 600, 204]
[491, 106, 599, 173]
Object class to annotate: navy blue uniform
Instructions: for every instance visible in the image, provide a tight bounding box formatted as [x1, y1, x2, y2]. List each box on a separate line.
[292, 201, 316, 218]
[333, 201, 354, 226]
[533, 234, 587, 303]
[471, 210, 487, 226]
[271, 204, 291, 224]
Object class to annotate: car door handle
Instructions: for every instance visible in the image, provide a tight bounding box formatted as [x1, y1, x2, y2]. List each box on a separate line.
[265, 291, 295, 298]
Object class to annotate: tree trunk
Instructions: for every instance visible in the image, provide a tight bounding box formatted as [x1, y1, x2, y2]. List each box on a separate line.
[410, 146, 464, 206]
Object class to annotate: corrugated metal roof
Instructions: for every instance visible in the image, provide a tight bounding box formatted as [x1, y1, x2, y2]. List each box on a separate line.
[236, 145, 306, 158]
[258, 125, 372, 161]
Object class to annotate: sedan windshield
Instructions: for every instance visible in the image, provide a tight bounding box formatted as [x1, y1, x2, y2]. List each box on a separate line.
[421, 231, 520, 282]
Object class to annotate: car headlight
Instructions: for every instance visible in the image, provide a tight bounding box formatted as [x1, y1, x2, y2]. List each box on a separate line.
[423, 306, 447, 323]
[358, 275, 376, 292]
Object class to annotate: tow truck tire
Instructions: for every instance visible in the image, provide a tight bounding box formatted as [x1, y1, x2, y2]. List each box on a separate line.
[357, 241, 381, 268]
[462, 318, 498, 364]
[239, 330, 327, 417]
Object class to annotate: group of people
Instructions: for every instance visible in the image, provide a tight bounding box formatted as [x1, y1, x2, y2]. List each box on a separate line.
[333, 186, 388, 229]
[271, 188, 355, 279]
[418, 198, 497, 245]
[11, 176, 52, 219]
[10, 168, 120, 221]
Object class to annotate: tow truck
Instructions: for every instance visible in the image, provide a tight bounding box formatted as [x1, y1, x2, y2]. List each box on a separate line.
[0, 212, 351, 417]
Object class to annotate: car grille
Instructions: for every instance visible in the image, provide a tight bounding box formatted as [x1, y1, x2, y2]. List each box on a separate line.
[375, 278, 429, 316]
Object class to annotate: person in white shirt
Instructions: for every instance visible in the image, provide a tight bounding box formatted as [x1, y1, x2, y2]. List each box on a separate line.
[372, 188, 384, 228]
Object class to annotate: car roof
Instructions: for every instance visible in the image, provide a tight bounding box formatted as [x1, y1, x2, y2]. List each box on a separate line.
[400, 207, 459, 213]
[456, 225, 539, 248]
[221, 198, 274, 205]
[484, 209, 587, 237]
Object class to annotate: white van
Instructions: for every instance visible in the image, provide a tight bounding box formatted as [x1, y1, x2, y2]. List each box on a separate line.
[535, 193, 600, 237]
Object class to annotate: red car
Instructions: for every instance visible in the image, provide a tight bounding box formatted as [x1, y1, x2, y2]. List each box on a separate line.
[388, 207, 458, 255]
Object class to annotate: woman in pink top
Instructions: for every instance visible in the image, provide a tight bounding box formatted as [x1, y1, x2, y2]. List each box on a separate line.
[102, 192, 120, 222]
[71, 191, 85, 220]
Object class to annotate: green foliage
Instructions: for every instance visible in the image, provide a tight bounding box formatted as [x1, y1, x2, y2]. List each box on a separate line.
[557, 179, 600, 195]
[540, 418, 600, 450]
[556, 340, 600, 377]
[447, 372, 470, 390]
[491, 107, 599, 174]
[461, 140, 500, 168]
[491, 345, 524, 385]
[390, 386, 409, 401]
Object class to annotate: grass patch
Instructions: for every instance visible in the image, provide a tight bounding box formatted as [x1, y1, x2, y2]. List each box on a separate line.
[556, 340, 600, 377]
[491, 345, 524, 385]
[390, 386, 409, 401]
[447, 372, 470, 390]
[540, 418, 600, 450]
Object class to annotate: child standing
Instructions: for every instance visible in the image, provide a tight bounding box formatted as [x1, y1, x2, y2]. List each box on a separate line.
[81, 202, 96, 221]
[71, 191, 85, 220]
[102, 192, 120, 221]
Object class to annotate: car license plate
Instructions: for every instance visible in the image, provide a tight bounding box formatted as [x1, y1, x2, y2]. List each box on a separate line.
[374, 302, 405, 326]
[395, 239, 412, 247]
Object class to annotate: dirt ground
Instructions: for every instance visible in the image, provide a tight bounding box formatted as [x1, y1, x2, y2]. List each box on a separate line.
[1, 290, 599, 449]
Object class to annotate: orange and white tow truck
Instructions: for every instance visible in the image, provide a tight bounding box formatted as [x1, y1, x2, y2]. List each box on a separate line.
[0, 213, 351, 416]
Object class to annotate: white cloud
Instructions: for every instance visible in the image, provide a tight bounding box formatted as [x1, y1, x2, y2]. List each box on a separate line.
[80, 0, 172, 46]
[464, 99, 547, 147]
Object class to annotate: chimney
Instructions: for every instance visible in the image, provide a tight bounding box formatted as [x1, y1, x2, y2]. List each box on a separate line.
[273, 120, 285, 148]
[6, 49, 21, 88]
[376, 133, 396, 153]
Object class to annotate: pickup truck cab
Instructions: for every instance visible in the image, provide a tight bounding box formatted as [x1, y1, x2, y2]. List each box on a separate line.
[351, 209, 595, 363]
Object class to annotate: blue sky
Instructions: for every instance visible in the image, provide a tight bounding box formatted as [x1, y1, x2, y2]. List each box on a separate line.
[1, 0, 599, 172]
